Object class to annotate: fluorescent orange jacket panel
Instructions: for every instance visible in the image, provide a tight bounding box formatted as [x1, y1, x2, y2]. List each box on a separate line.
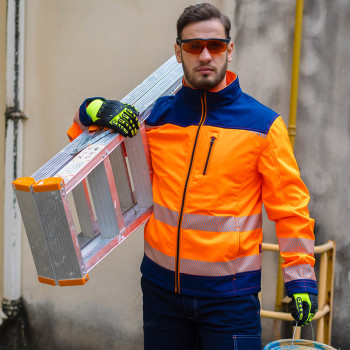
[141, 71, 317, 298]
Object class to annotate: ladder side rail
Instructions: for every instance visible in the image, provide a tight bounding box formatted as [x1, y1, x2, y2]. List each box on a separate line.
[132, 66, 184, 124]
[124, 132, 153, 209]
[139, 124, 153, 181]
[122, 56, 179, 104]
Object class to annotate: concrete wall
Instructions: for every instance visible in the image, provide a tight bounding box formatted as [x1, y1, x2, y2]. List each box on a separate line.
[1, 0, 348, 348]
[296, 1, 350, 347]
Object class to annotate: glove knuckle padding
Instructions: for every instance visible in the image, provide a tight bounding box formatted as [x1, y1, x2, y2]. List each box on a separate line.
[89, 99, 139, 137]
[125, 110, 133, 117]
[97, 100, 125, 119]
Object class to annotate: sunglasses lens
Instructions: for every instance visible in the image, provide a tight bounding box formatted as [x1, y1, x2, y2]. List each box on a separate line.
[206, 40, 228, 54]
[181, 39, 228, 54]
[182, 40, 204, 54]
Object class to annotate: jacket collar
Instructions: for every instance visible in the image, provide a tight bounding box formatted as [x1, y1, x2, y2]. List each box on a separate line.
[178, 71, 242, 110]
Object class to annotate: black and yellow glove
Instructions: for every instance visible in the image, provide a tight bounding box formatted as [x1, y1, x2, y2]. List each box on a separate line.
[80, 98, 140, 137]
[291, 293, 318, 326]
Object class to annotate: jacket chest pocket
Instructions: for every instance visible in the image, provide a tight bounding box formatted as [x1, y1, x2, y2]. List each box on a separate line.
[190, 130, 261, 194]
[198, 132, 257, 180]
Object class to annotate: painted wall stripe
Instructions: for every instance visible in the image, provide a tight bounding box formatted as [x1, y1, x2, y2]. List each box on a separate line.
[144, 240, 262, 277]
[153, 203, 262, 233]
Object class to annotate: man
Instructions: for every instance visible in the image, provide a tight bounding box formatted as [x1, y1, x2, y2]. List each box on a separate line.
[68, 3, 318, 349]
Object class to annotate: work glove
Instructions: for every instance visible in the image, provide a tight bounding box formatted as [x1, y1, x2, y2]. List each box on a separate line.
[79, 97, 140, 137]
[291, 293, 318, 326]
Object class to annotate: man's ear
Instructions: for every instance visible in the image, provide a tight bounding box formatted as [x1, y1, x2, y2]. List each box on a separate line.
[174, 43, 182, 63]
[227, 41, 234, 62]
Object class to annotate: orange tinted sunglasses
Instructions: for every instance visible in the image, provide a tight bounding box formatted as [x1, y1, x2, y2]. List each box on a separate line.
[176, 37, 231, 54]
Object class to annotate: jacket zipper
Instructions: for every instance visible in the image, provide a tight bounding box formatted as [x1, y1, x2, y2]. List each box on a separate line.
[175, 92, 207, 293]
[203, 136, 216, 175]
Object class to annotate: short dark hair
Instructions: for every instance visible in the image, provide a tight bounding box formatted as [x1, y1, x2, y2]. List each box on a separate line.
[176, 3, 231, 39]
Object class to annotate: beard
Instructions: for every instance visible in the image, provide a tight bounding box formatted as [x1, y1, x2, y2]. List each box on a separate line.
[181, 53, 228, 90]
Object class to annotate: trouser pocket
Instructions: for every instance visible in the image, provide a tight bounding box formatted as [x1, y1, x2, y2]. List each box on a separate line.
[249, 293, 261, 314]
[233, 334, 261, 350]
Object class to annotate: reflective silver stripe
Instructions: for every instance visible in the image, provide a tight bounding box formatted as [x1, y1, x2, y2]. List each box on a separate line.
[282, 264, 316, 282]
[153, 203, 262, 233]
[180, 254, 262, 276]
[144, 240, 262, 277]
[278, 237, 314, 255]
[144, 240, 175, 271]
[182, 212, 262, 232]
[153, 202, 179, 227]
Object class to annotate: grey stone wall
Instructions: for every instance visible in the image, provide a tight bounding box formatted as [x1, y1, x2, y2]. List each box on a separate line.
[231, 0, 350, 348]
[297, 1, 350, 348]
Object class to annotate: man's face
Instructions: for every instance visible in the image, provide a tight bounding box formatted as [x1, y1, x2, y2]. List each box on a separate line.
[174, 19, 233, 91]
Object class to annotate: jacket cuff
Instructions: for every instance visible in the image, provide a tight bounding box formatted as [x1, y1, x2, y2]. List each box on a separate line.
[79, 97, 105, 127]
[285, 279, 318, 297]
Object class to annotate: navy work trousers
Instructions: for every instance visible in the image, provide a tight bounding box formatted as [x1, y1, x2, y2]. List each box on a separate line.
[141, 277, 261, 350]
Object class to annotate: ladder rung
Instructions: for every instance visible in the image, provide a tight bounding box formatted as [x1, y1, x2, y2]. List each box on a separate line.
[109, 145, 135, 211]
[72, 181, 96, 239]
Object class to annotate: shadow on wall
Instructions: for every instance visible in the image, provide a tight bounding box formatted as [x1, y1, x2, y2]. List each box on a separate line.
[0, 299, 38, 350]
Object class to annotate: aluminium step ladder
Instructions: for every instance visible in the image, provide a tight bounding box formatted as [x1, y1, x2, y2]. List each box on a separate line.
[13, 56, 183, 286]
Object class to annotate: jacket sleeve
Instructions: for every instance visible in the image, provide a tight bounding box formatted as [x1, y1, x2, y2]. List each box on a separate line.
[258, 116, 317, 296]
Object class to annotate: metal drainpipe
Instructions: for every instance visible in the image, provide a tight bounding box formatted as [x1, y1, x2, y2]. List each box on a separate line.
[274, 0, 305, 338]
[2, 0, 26, 322]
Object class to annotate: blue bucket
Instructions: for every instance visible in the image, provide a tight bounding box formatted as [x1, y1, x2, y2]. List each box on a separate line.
[263, 339, 336, 350]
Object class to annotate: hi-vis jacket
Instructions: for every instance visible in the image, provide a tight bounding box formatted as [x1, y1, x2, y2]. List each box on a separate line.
[140, 71, 317, 298]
